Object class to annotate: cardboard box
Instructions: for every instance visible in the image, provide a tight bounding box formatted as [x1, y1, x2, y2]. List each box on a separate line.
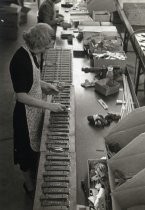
[87, 0, 116, 15]
[95, 78, 120, 96]
[80, 26, 118, 36]
[88, 159, 110, 210]
[79, 21, 100, 26]
[70, 10, 89, 16]
[88, 159, 108, 189]
[81, 26, 118, 46]
[20, 6, 31, 25]
[92, 11, 111, 22]
[70, 15, 93, 24]
[79, 26, 118, 44]
[100, 22, 113, 26]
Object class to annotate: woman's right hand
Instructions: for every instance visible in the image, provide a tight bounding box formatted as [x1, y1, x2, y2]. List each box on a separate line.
[57, 16, 64, 23]
[48, 103, 66, 112]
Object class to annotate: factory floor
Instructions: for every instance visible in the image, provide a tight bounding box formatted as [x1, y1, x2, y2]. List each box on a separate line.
[0, 1, 145, 210]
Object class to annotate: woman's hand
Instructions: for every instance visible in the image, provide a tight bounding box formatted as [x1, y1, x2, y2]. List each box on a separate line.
[41, 81, 59, 95]
[57, 16, 64, 23]
[41, 81, 67, 95]
[56, 81, 66, 91]
[48, 103, 66, 112]
[45, 84, 59, 95]
[57, 14, 64, 18]
[16, 92, 66, 112]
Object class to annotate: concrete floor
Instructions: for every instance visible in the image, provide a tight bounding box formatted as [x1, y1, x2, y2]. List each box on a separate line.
[0, 1, 145, 210]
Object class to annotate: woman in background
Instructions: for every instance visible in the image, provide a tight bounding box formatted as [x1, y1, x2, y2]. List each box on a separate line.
[38, 0, 64, 30]
[9, 23, 65, 196]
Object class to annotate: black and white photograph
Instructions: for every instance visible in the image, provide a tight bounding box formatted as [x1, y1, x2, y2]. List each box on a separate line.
[1, 0, 145, 209]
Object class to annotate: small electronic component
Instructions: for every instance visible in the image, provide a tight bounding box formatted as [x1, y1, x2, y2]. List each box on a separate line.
[43, 176, 70, 182]
[42, 187, 70, 194]
[44, 161, 70, 166]
[42, 182, 68, 188]
[40, 194, 68, 200]
[46, 156, 70, 161]
[98, 99, 108, 110]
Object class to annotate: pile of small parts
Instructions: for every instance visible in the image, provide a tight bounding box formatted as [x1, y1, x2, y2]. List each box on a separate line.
[91, 39, 122, 52]
[93, 51, 126, 60]
[87, 113, 121, 128]
[81, 79, 96, 88]
[88, 161, 111, 210]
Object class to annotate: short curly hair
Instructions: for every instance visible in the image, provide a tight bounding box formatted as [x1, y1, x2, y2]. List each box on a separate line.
[23, 23, 55, 52]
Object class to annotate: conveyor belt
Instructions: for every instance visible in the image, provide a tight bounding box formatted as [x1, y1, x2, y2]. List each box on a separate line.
[33, 49, 76, 210]
[41, 49, 72, 83]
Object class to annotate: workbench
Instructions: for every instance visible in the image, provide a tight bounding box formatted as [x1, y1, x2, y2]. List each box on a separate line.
[34, 2, 139, 209]
[56, 4, 139, 206]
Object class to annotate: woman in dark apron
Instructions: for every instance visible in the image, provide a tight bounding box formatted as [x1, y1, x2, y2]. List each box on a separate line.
[9, 23, 65, 196]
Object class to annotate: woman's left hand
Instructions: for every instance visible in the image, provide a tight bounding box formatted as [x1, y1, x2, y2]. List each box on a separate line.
[41, 81, 66, 95]
[44, 84, 59, 95]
